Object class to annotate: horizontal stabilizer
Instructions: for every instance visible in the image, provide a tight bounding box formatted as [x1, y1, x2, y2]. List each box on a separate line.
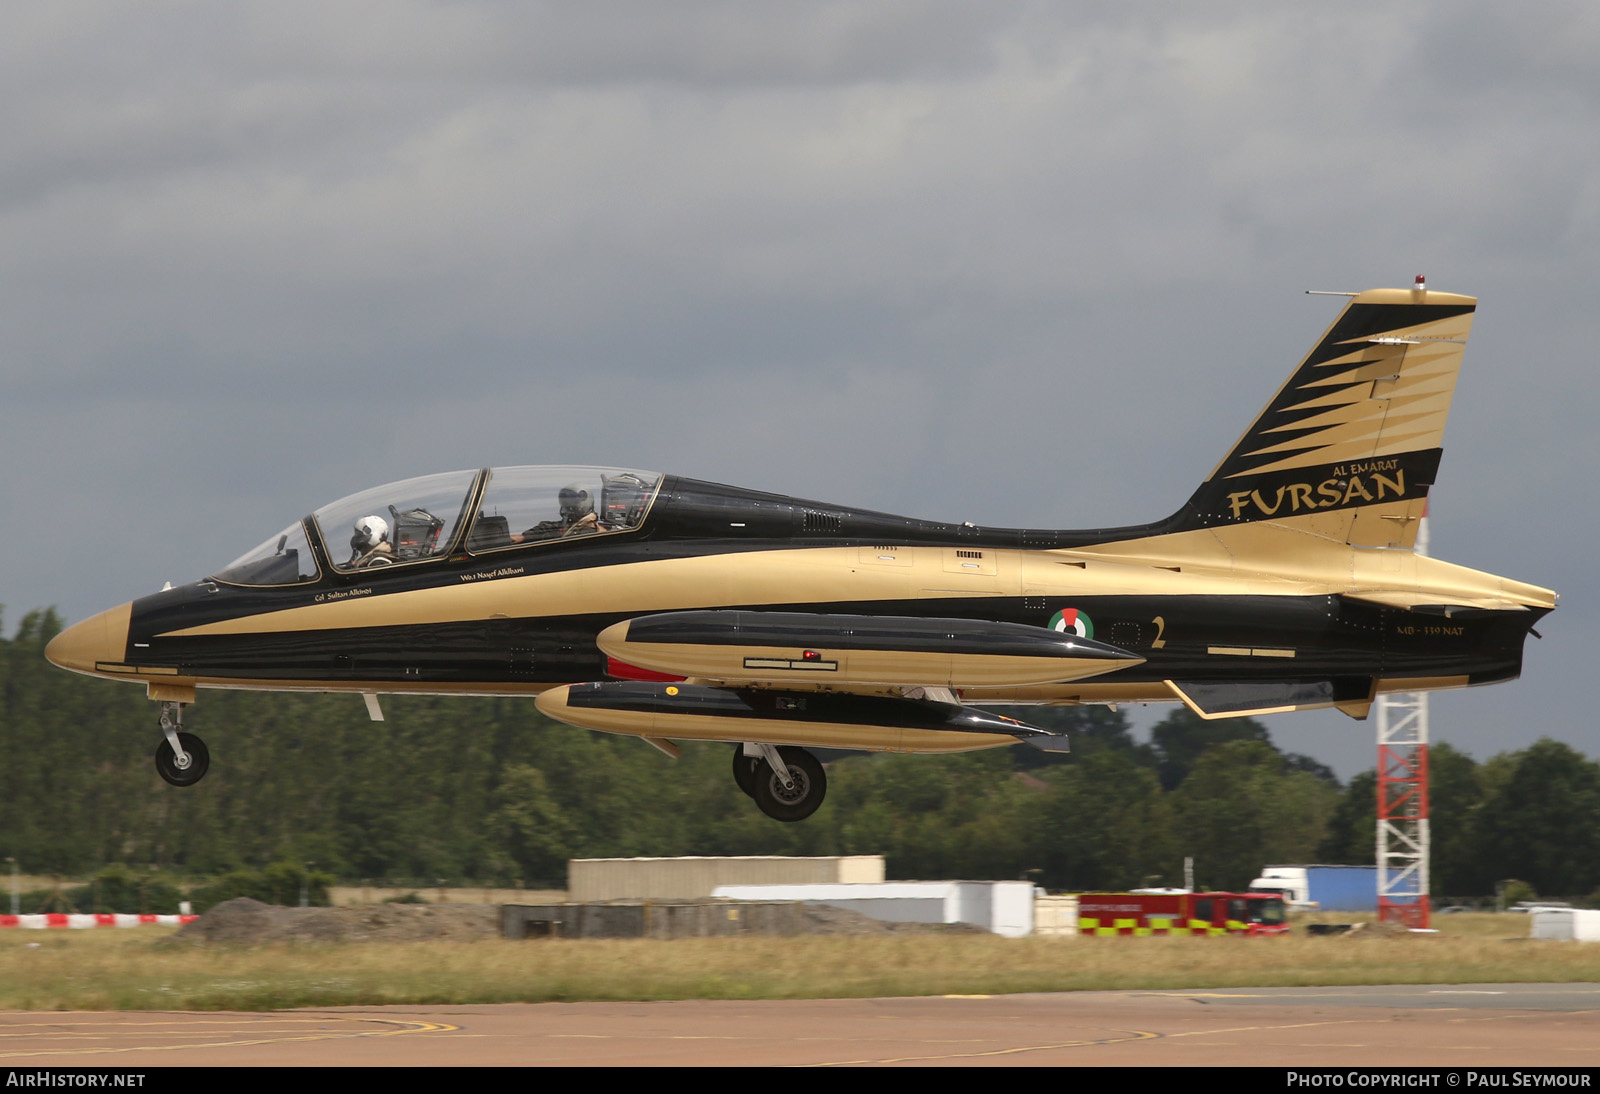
[1166, 677, 1375, 720]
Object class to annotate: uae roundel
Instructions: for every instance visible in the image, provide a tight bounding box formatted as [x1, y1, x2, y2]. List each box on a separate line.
[1048, 608, 1094, 639]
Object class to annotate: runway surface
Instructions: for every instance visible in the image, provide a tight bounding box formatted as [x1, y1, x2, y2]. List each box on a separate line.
[3, 984, 1597, 1067]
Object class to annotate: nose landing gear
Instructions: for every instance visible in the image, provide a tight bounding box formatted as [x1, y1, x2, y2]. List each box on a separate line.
[155, 702, 210, 787]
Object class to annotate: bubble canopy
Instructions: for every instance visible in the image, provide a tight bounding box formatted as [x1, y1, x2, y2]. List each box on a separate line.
[211, 466, 664, 586]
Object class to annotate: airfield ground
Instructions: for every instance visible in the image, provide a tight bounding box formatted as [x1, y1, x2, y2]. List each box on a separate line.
[8, 986, 1600, 1067]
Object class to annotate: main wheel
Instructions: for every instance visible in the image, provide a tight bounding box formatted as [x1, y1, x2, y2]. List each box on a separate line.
[155, 733, 210, 787]
[750, 746, 826, 823]
[732, 746, 761, 798]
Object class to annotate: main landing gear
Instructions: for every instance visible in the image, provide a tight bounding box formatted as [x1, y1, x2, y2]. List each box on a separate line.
[733, 743, 826, 822]
[154, 702, 210, 787]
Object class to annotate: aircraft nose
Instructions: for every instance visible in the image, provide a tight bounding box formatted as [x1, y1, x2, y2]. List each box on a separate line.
[45, 603, 132, 675]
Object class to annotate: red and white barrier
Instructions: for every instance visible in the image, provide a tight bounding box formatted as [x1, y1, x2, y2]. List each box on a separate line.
[0, 913, 197, 929]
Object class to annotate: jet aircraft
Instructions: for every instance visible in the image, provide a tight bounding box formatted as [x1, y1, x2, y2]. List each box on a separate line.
[46, 282, 1556, 821]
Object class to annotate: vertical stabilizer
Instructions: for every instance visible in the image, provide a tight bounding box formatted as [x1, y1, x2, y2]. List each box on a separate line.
[1178, 286, 1476, 550]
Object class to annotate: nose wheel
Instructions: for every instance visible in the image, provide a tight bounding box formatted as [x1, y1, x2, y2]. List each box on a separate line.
[155, 702, 210, 787]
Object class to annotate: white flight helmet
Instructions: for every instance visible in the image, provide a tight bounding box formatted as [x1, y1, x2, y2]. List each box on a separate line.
[353, 514, 389, 550]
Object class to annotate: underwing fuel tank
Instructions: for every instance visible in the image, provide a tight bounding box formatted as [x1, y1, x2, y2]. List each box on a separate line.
[596, 610, 1142, 688]
[535, 681, 1070, 754]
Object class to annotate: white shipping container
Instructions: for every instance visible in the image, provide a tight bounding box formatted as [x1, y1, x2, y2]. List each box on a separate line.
[1032, 895, 1080, 937]
[1531, 908, 1600, 942]
[711, 881, 1035, 937]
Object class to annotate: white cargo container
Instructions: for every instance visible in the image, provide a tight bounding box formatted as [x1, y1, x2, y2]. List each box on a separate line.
[1530, 908, 1600, 942]
[569, 855, 885, 902]
[710, 880, 1035, 937]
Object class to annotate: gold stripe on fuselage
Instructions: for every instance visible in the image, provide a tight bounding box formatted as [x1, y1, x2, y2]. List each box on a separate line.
[160, 545, 1337, 639]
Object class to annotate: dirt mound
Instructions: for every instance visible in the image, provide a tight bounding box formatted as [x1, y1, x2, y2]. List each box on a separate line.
[797, 902, 985, 935]
[167, 898, 501, 945]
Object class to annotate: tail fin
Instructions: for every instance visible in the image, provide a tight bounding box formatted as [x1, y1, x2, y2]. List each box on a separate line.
[1179, 285, 1476, 549]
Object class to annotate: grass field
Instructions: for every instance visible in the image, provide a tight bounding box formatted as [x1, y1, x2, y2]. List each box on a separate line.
[2, 914, 1596, 1012]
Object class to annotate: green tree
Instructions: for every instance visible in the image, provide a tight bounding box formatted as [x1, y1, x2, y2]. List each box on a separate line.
[1025, 750, 1178, 890]
[1315, 769, 1376, 864]
[1170, 739, 1341, 889]
[1149, 708, 1273, 791]
[1427, 742, 1484, 897]
[489, 764, 578, 884]
[827, 750, 1033, 881]
[1469, 739, 1600, 897]
[70, 865, 184, 914]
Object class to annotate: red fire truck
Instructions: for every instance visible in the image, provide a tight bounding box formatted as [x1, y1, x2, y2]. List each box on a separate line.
[1077, 891, 1289, 936]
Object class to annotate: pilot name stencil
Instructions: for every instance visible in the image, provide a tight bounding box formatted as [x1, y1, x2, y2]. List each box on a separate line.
[314, 587, 373, 603]
[460, 567, 526, 582]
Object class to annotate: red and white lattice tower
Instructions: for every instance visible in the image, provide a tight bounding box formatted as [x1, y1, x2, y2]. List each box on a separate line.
[1375, 513, 1430, 928]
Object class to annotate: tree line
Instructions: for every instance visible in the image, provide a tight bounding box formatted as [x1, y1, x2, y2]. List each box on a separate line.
[4, 607, 1597, 901]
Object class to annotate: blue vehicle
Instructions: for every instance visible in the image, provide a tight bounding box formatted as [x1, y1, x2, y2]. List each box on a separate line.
[1249, 866, 1378, 913]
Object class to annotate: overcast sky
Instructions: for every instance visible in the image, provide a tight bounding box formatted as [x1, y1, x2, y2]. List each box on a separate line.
[4, 2, 1594, 778]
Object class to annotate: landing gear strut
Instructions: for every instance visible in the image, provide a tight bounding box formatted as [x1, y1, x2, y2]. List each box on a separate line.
[732, 746, 761, 798]
[154, 702, 210, 787]
[735, 743, 826, 822]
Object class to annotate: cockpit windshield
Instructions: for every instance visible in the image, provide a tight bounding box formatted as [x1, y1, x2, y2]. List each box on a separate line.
[314, 469, 480, 573]
[466, 467, 661, 552]
[213, 521, 321, 586]
[212, 466, 663, 585]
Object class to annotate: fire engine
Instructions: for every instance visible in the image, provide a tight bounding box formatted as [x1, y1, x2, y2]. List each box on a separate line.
[1077, 891, 1289, 936]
